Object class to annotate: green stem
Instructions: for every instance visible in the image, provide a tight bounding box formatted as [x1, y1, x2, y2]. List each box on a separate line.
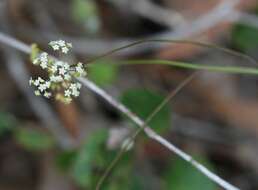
[120, 59, 258, 75]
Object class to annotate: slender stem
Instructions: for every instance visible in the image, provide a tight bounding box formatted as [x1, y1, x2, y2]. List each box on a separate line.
[121, 59, 258, 75]
[83, 39, 257, 67]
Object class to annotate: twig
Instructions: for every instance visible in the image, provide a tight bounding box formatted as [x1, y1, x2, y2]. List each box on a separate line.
[0, 32, 240, 190]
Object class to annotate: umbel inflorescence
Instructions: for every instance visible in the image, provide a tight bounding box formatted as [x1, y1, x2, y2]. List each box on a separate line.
[29, 40, 86, 104]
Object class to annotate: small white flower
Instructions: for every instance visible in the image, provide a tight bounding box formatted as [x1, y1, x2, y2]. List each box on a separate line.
[49, 41, 59, 49]
[69, 82, 81, 97]
[59, 67, 66, 75]
[38, 84, 47, 92]
[40, 61, 48, 69]
[40, 53, 48, 63]
[58, 40, 65, 47]
[34, 79, 40, 86]
[44, 92, 51, 98]
[52, 44, 59, 51]
[49, 40, 72, 54]
[64, 89, 71, 97]
[51, 65, 58, 73]
[75, 62, 85, 76]
[38, 77, 44, 82]
[45, 81, 51, 88]
[70, 83, 77, 90]
[62, 47, 69, 54]
[72, 89, 80, 97]
[50, 75, 63, 83]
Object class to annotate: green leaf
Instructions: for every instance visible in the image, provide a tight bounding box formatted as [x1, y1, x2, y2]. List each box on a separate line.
[232, 24, 258, 52]
[14, 128, 55, 151]
[88, 61, 119, 86]
[56, 150, 77, 172]
[0, 112, 15, 137]
[120, 89, 171, 133]
[164, 156, 216, 190]
[72, 129, 108, 188]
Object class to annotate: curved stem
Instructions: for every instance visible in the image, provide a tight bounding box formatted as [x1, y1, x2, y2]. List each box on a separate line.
[120, 59, 258, 75]
[83, 39, 257, 66]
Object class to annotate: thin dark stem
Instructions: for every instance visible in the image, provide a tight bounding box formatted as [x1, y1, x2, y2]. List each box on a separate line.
[82, 39, 257, 66]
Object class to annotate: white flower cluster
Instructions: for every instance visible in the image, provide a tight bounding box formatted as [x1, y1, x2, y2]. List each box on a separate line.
[49, 40, 72, 54]
[29, 40, 87, 103]
[29, 77, 51, 98]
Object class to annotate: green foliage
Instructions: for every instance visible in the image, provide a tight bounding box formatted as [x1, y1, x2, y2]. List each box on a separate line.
[14, 128, 55, 151]
[164, 156, 216, 190]
[70, 128, 142, 190]
[232, 8, 258, 52]
[72, 129, 109, 188]
[103, 155, 138, 190]
[0, 112, 15, 137]
[56, 150, 78, 172]
[121, 89, 171, 133]
[232, 24, 258, 52]
[105, 171, 147, 190]
[88, 61, 119, 86]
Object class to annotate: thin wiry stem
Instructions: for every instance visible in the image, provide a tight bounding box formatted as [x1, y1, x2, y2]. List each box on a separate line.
[121, 59, 258, 75]
[83, 39, 256, 66]
[0, 32, 240, 190]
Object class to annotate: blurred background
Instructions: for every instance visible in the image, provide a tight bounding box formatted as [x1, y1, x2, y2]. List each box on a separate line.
[1, 0, 258, 189]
